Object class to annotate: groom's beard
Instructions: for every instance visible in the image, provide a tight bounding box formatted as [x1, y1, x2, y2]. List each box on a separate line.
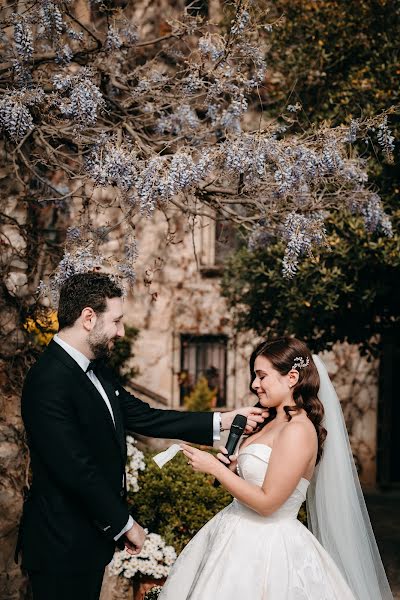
[88, 327, 116, 360]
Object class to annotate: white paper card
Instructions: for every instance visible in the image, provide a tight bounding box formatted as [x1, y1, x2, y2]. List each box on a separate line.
[153, 444, 182, 468]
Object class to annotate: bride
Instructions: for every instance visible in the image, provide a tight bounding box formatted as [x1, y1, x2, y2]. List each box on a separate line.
[159, 337, 393, 600]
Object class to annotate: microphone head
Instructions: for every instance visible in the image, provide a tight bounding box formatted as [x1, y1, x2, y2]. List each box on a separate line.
[231, 414, 247, 433]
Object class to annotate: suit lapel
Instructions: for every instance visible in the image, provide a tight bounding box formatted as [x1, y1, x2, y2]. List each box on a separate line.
[96, 371, 126, 458]
[46, 341, 124, 459]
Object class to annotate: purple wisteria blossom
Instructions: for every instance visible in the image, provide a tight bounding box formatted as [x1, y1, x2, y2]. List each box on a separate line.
[230, 10, 250, 35]
[86, 140, 137, 190]
[39, 1, 64, 39]
[49, 248, 105, 303]
[1, 0, 395, 292]
[129, 151, 213, 216]
[13, 15, 34, 60]
[117, 263, 136, 286]
[354, 194, 393, 237]
[132, 157, 165, 216]
[0, 97, 33, 141]
[198, 36, 224, 61]
[247, 221, 274, 251]
[281, 212, 326, 278]
[125, 236, 139, 262]
[345, 120, 359, 143]
[0, 89, 44, 140]
[222, 135, 271, 177]
[376, 116, 395, 158]
[105, 26, 122, 50]
[156, 105, 200, 135]
[56, 44, 73, 64]
[66, 226, 82, 242]
[54, 70, 105, 128]
[220, 96, 248, 132]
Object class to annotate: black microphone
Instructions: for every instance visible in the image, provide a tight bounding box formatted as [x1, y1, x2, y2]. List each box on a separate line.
[213, 414, 247, 488]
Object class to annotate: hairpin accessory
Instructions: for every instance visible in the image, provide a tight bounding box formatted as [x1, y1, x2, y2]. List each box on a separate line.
[292, 356, 310, 371]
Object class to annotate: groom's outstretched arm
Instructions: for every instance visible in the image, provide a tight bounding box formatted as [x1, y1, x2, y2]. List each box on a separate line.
[114, 375, 268, 444]
[116, 382, 215, 445]
[21, 371, 130, 540]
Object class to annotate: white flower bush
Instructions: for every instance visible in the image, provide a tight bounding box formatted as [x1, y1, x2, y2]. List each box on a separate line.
[109, 533, 177, 580]
[126, 435, 146, 493]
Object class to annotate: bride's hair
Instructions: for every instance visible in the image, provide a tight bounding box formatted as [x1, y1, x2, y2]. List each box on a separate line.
[249, 337, 327, 464]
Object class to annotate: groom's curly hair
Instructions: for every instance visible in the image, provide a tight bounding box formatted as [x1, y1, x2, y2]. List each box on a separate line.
[249, 337, 327, 464]
[57, 272, 123, 330]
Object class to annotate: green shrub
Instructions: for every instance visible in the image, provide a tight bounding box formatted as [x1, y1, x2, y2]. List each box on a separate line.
[183, 376, 216, 412]
[222, 210, 399, 355]
[144, 587, 162, 600]
[299, 503, 307, 526]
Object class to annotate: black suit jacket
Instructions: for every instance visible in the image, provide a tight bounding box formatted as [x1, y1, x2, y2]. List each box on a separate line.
[19, 340, 214, 573]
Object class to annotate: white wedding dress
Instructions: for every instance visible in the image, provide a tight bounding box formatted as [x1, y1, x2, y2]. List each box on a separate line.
[159, 443, 356, 600]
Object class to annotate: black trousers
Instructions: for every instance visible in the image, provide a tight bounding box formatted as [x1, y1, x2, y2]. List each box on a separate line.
[28, 568, 105, 600]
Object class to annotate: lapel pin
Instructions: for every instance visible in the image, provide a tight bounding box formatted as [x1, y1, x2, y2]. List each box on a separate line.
[115, 390, 119, 396]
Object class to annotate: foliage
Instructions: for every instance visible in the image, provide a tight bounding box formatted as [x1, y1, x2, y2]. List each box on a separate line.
[265, 0, 400, 211]
[222, 210, 400, 354]
[183, 375, 216, 412]
[23, 308, 58, 346]
[264, 0, 399, 232]
[129, 450, 233, 554]
[108, 325, 140, 384]
[266, 0, 399, 121]
[144, 587, 162, 600]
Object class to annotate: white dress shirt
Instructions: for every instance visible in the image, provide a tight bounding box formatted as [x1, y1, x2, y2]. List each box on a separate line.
[53, 335, 222, 541]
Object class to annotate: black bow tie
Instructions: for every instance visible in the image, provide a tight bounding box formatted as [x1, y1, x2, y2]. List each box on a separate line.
[86, 360, 99, 374]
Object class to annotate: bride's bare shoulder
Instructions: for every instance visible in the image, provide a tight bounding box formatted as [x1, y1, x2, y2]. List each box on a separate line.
[278, 416, 317, 450]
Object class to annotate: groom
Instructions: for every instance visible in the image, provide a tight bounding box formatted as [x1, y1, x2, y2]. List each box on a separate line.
[17, 272, 265, 600]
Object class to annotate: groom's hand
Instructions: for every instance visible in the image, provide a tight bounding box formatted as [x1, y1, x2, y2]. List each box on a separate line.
[221, 407, 269, 434]
[123, 521, 146, 556]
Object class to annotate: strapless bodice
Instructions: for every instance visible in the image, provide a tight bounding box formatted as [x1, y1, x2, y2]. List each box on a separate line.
[234, 443, 309, 522]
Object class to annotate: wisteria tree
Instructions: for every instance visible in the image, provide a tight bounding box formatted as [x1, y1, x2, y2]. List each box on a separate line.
[221, 0, 400, 357]
[0, 1, 396, 597]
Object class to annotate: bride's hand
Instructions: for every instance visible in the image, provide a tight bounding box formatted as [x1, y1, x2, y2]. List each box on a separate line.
[181, 444, 221, 476]
[216, 446, 238, 472]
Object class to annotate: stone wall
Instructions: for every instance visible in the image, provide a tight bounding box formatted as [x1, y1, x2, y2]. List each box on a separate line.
[118, 211, 254, 410]
[320, 345, 379, 488]
[0, 390, 28, 600]
[1, 192, 30, 600]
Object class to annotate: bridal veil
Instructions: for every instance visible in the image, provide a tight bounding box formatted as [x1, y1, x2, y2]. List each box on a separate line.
[308, 355, 393, 599]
